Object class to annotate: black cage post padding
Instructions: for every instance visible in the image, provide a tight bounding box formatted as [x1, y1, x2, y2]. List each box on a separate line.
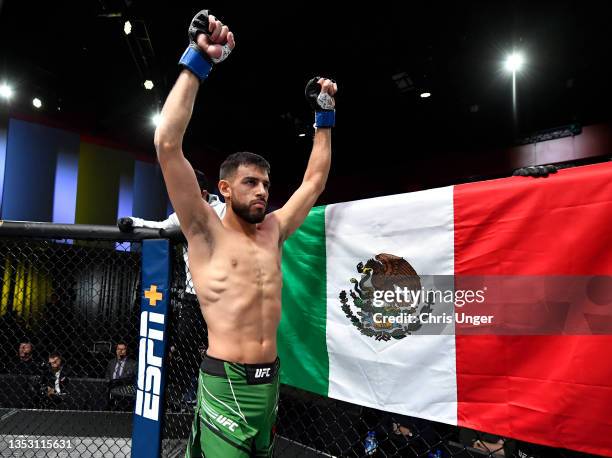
[0, 220, 161, 241]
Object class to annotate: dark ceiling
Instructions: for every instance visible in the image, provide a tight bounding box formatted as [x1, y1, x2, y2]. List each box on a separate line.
[1, 1, 611, 205]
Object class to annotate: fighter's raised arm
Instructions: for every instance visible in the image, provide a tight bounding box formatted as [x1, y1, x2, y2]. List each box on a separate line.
[154, 10, 235, 243]
[155, 11, 335, 457]
[275, 77, 337, 241]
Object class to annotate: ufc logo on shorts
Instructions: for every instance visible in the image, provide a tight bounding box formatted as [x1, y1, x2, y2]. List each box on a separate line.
[216, 414, 239, 432]
[255, 368, 271, 378]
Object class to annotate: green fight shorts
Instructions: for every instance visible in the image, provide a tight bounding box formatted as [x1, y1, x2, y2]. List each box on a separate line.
[185, 353, 280, 458]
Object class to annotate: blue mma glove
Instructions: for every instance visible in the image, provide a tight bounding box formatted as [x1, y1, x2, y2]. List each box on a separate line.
[179, 10, 232, 82]
[305, 77, 336, 128]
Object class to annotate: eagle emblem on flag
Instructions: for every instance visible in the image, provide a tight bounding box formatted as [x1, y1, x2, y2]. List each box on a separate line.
[339, 253, 433, 341]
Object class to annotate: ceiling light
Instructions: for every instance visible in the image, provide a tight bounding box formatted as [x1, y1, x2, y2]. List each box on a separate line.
[504, 52, 525, 73]
[0, 83, 14, 100]
[420, 92, 431, 98]
[144, 80, 154, 90]
[124, 21, 132, 35]
[32, 98, 42, 109]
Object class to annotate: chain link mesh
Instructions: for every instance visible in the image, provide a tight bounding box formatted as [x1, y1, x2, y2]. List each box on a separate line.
[161, 242, 592, 458]
[0, 234, 597, 457]
[0, 237, 139, 457]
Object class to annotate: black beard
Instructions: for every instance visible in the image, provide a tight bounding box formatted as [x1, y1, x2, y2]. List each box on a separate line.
[232, 199, 266, 224]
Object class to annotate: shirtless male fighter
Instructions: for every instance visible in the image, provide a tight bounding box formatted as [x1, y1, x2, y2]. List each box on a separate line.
[154, 10, 337, 457]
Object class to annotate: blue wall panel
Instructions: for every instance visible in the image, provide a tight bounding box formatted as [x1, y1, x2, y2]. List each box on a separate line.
[0, 124, 7, 213]
[117, 168, 134, 221]
[132, 160, 169, 221]
[2, 119, 79, 222]
[53, 149, 80, 223]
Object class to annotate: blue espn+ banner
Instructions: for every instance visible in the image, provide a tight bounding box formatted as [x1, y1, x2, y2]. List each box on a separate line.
[132, 239, 170, 458]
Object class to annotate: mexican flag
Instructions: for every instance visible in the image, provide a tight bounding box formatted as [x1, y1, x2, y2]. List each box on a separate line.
[278, 162, 612, 456]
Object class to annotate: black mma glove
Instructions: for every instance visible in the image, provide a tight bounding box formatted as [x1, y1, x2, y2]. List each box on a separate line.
[305, 77, 336, 128]
[512, 165, 558, 178]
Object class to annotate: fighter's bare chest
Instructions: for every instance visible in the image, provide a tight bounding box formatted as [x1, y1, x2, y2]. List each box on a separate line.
[218, 229, 282, 274]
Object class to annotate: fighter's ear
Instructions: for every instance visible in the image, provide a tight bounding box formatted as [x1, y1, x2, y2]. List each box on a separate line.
[218, 180, 231, 200]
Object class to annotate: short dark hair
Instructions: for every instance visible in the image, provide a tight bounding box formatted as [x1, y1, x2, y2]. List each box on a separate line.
[219, 152, 270, 180]
[194, 170, 209, 192]
[49, 352, 62, 361]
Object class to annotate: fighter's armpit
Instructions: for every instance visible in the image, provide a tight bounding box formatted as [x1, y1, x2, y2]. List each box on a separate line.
[187, 205, 224, 253]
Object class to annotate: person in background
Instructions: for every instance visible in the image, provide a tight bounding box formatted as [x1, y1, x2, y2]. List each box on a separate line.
[105, 341, 136, 383]
[42, 352, 71, 408]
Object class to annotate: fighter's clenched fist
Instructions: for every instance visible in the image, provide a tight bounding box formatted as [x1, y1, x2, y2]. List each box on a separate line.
[192, 12, 235, 62]
[305, 77, 338, 128]
[179, 10, 236, 82]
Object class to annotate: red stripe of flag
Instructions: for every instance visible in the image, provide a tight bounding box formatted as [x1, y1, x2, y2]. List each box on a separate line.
[454, 162, 612, 456]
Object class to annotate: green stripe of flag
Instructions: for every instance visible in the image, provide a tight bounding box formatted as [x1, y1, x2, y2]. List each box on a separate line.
[278, 205, 328, 395]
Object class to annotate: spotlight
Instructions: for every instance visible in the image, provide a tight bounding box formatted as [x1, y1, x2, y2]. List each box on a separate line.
[32, 98, 42, 109]
[0, 83, 14, 100]
[420, 92, 431, 98]
[504, 52, 525, 73]
[298, 133, 306, 137]
[144, 80, 154, 90]
[124, 21, 132, 35]
[151, 113, 161, 127]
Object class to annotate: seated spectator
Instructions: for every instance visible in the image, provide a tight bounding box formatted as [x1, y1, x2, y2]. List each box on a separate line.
[105, 341, 136, 384]
[6, 341, 43, 408]
[388, 413, 443, 456]
[42, 352, 71, 408]
[459, 428, 515, 456]
[0, 311, 29, 372]
[105, 341, 137, 411]
[13, 341, 42, 376]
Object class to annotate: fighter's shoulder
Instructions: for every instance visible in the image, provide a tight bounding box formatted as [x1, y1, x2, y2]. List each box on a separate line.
[264, 212, 282, 229]
[262, 213, 284, 244]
